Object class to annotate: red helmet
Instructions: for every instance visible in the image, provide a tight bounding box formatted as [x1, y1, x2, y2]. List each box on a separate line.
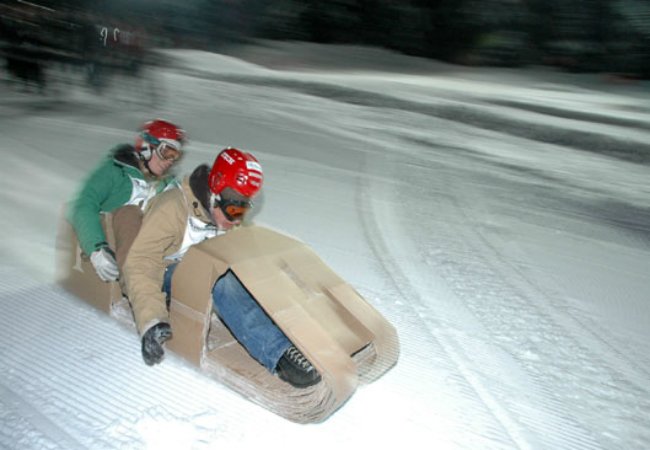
[134, 119, 186, 160]
[209, 148, 263, 198]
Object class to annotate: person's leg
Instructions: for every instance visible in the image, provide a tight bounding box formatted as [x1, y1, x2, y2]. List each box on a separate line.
[212, 270, 291, 372]
[112, 205, 143, 293]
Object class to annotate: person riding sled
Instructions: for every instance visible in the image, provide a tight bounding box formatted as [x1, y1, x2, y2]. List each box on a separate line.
[123, 148, 321, 388]
[67, 119, 186, 285]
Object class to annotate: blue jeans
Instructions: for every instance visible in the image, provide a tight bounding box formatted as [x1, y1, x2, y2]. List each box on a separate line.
[163, 264, 291, 372]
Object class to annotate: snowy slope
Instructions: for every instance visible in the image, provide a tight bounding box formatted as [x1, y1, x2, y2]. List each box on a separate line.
[1, 41, 649, 449]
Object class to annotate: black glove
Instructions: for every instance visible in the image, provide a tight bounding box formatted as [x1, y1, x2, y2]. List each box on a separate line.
[141, 322, 172, 366]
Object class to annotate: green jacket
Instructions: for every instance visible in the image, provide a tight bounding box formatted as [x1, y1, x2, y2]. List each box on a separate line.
[68, 144, 177, 256]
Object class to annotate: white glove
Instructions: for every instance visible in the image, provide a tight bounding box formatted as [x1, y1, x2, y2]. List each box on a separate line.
[90, 246, 119, 282]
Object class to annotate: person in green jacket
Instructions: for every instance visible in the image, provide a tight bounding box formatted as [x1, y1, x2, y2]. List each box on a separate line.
[68, 118, 186, 283]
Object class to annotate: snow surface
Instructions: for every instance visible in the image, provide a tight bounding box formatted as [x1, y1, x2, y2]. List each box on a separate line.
[1, 41, 650, 449]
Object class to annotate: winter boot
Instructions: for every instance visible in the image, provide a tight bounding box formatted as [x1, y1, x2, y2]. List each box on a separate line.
[276, 345, 321, 388]
[141, 322, 172, 366]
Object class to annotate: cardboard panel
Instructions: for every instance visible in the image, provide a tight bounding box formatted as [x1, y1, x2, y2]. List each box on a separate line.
[167, 302, 210, 366]
[56, 212, 120, 313]
[328, 283, 400, 382]
[170, 245, 228, 313]
[167, 245, 229, 365]
[232, 257, 372, 355]
[197, 225, 303, 264]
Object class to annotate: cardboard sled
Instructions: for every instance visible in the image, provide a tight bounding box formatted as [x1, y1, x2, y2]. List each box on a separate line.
[57, 214, 399, 423]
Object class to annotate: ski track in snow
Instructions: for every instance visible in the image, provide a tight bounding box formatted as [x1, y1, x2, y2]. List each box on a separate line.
[262, 60, 650, 446]
[356, 112, 650, 448]
[0, 269, 252, 450]
[324, 74, 650, 447]
[1, 45, 650, 449]
[436, 173, 649, 449]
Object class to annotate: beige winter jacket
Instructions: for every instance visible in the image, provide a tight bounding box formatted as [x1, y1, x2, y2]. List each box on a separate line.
[123, 176, 217, 336]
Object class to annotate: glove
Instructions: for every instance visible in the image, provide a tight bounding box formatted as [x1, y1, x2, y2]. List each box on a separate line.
[141, 322, 173, 366]
[90, 246, 119, 282]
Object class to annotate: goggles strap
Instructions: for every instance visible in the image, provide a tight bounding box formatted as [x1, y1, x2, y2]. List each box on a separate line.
[137, 144, 153, 161]
[211, 193, 220, 210]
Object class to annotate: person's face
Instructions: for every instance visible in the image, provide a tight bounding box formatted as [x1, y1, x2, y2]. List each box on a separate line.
[147, 148, 176, 177]
[211, 203, 242, 231]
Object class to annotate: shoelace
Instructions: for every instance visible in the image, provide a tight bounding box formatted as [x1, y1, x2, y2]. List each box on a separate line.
[286, 346, 314, 372]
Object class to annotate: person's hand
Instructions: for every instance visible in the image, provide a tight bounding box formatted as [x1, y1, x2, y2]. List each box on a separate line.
[141, 322, 173, 366]
[90, 246, 119, 282]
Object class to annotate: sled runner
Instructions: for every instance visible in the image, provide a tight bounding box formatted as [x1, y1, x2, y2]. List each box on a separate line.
[57, 215, 399, 423]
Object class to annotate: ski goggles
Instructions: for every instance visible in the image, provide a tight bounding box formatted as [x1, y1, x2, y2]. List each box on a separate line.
[214, 195, 252, 222]
[154, 141, 183, 162]
[142, 132, 183, 161]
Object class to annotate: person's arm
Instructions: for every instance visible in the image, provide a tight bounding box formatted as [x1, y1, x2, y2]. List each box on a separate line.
[123, 189, 185, 336]
[67, 158, 115, 256]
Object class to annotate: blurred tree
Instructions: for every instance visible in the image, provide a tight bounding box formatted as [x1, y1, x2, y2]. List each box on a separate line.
[539, 0, 608, 71]
[247, 0, 309, 40]
[427, 0, 476, 60]
[249, 0, 396, 46]
[351, 0, 397, 46]
[299, 0, 359, 43]
[453, 0, 531, 66]
[609, 0, 650, 76]
[385, 2, 434, 56]
[18, 0, 646, 77]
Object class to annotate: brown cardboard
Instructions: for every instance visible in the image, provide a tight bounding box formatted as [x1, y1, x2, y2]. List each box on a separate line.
[173, 225, 399, 422]
[167, 246, 225, 366]
[58, 214, 399, 423]
[56, 210, 121, 314]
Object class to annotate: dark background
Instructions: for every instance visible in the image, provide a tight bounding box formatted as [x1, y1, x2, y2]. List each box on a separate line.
[2, 0, 649, 78]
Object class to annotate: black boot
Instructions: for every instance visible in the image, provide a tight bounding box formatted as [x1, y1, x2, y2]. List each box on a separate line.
[276, 345, 321, 388]
[141, 322, 172, 366]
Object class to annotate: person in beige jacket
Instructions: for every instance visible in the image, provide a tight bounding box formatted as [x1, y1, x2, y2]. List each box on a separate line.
[123, 148, 321, 388]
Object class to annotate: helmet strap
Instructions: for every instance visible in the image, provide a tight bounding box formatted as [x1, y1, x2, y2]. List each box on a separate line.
[208, 193, 222, 227]
[139, 156, 152, 176]
[139, 145, 153, 161]
[210, 193, 221, 210]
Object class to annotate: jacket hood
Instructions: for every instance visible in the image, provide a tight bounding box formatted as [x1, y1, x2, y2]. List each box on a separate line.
[189, 164, 211, 214]
[183, 170, 213, 224]
[112, 144, 140, 169]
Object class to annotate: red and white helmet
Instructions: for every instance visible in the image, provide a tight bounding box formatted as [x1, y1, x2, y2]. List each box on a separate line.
[209, 147, 263, 198]
[134, 119, 186, 161]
